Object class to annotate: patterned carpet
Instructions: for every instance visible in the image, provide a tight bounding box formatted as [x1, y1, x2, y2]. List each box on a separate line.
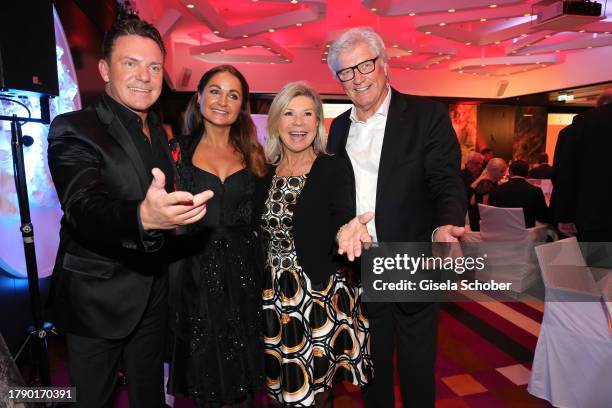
[48, 299, 552, 407]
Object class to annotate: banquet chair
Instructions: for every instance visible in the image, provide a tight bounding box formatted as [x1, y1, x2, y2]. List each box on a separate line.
[528, 238, 612, 408]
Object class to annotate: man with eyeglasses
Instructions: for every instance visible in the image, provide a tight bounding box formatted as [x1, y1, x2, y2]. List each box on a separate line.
[327, 28, 466, 408]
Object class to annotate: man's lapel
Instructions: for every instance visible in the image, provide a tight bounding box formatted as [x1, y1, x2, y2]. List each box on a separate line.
[375, 89, 408, 211]
[95, 97, 150, 194]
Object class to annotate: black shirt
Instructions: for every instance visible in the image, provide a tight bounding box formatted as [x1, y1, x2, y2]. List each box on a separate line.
[103, 94, 174, 193]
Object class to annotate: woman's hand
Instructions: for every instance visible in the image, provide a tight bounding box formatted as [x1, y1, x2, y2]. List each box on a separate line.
[337, 212, 374, 261]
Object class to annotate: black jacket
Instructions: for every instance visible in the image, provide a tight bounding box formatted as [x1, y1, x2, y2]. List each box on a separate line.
[488, 177, 549, 228]
[327, 88, 466, 242]
[253, 155, 355, 285]
[47, 96, 174, 339]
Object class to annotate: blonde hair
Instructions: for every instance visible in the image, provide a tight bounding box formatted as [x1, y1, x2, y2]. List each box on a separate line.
[265, 81, 327, 164]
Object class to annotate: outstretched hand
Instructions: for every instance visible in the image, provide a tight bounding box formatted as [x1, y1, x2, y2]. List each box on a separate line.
[433, 224, 465, 242]
[337, 212, 374, 261]
[140, 168, 214, 230]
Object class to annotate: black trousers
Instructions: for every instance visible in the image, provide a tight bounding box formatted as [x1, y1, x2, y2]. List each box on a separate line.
[66, 275, 168, 408]
[362, 302, 439, 408]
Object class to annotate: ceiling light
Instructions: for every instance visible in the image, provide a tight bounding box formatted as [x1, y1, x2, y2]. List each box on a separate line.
[371, 8, 377, 12]
[439, 22, 446, 26]
[555, 49, 560, 52]
[545, 35, 551, 38]
[458, 70, 463, 73]
[220, 49, 225, 52]
[321, 58, 326, 61]
[186, 3, 195, 8]
[268, 28, 275, 32]
[425, 31, 431, 35]
[291, 0, 298, 3]
[326, 44, 330, 48]
[448, 9, 455, 13]
[494, 41, 501, 44]
[524, 13, 531, 17]
[213, 30, 219, 34]
[242, 34, 249, 38]
[296, 23, 302, 26]
[465, 42, 471, 45]
[271, 62, 275, 64]
[588, 46, 593, 48]
[579, 29, 585, 33]
[241, 45, 247, 48]
[323, 51, 328, 55]
[490, 4, 497, 8]
[393, 44, 399, 47]
[409, 13, 416, 16]
[521, 33, 527, 37]
[405, 67, 411, 70]
[266, 47, 272, 50]
[605, 31, 610, 34]
[480, 18, 487, 22]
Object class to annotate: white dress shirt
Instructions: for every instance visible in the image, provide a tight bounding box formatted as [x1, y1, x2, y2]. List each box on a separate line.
[345, 87, 392, 242]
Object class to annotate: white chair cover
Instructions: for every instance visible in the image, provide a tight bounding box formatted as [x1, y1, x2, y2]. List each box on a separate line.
[461, 205, 547, 292]
[528, 238, 612, 407]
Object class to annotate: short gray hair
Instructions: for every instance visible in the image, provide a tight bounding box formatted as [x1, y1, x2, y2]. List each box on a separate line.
[327, 27, 388, 75]
[265, 81, 327, 165]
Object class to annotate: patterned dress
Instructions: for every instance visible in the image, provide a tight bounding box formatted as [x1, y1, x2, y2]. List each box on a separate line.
[260, 175, 372, 407]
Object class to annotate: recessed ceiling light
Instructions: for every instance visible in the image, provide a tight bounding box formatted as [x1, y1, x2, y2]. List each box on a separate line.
[480, 18, 487, 22]
[425, 31, 431, 35]
[490, 4, 497, 8]
[268, 28, 275, 32]
[605, 31, 610, 34]
[494, 41, 501, 44]
[588, 46, 593, 48]
[409, 13, 416, 16]
[371, 8, 377, 12]
[241, 45, 247, 48]
[200, 52, 205, 55]
[326, 44, 331, 48]
[220, 49, 225, 52]
[321, 58, 326, 61]
[296, 23, 302, 26]
[324, 51, 328, 55]
[186, 3, 195, 9]
[439, 22, 446, 26]
[448, 9, 455, 13]
[213, 30, 219, 34]
[242, 34, 249, 38]
[545, 35, 552, 38]
[291, 0, 298, 3]
[393, 44, 399, 47]
[405, 67, 411, 70]
[521, 33, 527, 37]
[555, 49, 560, 52]
[465, 42, 471, 45]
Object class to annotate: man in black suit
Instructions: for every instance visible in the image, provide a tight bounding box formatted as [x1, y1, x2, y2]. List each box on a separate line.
[47, 17, 213, 407]
[528, 152, 553, 179]
[488, 160, 549, 228]
[552, 90, 612, 241]
[327, 28, 467, 408]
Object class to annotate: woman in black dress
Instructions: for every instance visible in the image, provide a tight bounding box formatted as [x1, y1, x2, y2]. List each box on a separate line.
[168, 65, 267, 407]
[254, 82, 373, 407]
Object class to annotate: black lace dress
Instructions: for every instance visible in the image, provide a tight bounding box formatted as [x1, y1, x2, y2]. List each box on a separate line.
[167, 135, 265, 406]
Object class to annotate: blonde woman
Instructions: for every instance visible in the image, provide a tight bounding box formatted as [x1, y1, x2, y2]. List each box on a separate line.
[254, 82, 373, 407]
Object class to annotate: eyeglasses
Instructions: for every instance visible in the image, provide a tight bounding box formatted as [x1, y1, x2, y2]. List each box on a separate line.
[335, 57, 379, 82]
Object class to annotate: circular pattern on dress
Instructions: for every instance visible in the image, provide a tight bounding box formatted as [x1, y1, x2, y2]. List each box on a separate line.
[260, 175, 373, 407]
